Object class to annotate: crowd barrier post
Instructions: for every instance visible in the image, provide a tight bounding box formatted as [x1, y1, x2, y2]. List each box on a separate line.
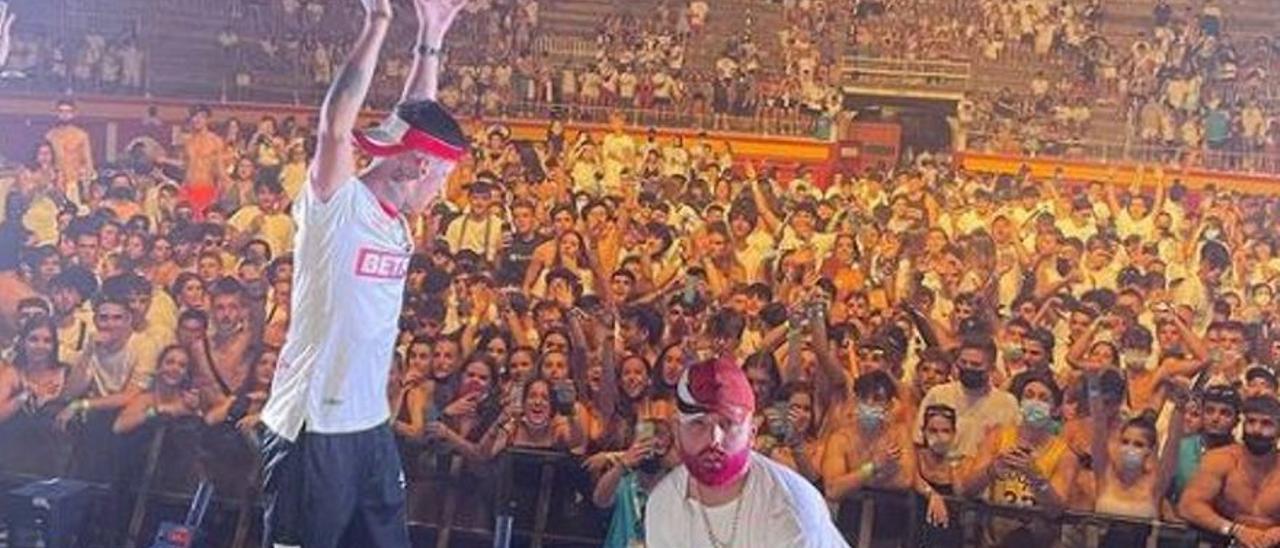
[433, 454, 466, 548]
[124, 425, 171, 548]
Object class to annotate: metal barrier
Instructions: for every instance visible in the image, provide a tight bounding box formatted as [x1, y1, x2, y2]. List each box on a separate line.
[533, 36, 600, 62]
[841, 56, 973, 90]
[494, 101, 829, 139]
[964, 131, 1280, 176]
[0, 416, 1236, 548]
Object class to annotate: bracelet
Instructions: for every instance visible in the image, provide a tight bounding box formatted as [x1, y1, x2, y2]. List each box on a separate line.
[1221, 521, 1237, 537]
[415, 44, 443, 57]
[857, 462, 876, 481]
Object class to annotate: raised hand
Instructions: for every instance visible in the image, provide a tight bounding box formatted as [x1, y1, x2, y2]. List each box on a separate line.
[0, 2, 15, 68]
[415, 0, 469, 39]
[361, 0, 393, 19]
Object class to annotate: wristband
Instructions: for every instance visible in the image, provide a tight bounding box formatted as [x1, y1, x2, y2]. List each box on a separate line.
[1221, 521, 1236, 537]
[74, 399, 90, 413]
[415, 44, 443, 57]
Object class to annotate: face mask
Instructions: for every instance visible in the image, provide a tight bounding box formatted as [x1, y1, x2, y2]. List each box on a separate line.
[683, 445, 752, 487]
[857, 403, 887, 431]
[958, 368, 989, 391]
[1243, 433, 1277, 456]
[1020, 399, 1054, 429]
[1004, 345, 1025, 362]
[1123, 351, 1151, 370]
[925, 435, 952, 457]
[1118, 445, 1146, 473]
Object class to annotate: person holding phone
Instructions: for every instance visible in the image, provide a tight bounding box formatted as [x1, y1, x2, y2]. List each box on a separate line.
[594, 418, 677, 548]
[958, 370, 1077, 546]
[425, 354, 500, 461]
[486, 376, 585, 454]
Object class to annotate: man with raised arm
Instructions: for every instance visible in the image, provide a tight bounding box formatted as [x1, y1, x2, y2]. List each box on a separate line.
[257, 0, 469, 546]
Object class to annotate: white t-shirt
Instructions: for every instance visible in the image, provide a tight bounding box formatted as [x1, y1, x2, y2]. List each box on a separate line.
[913, 382, 1021, 458]
[261, 180, 414, 441]
[645, 453, 848, 548]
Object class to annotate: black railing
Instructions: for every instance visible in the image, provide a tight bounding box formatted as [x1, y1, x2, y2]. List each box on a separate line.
[0, 412, 1235, 548]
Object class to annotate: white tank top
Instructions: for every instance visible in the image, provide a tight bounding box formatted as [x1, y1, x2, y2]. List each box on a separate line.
[261, 179, 414, 440]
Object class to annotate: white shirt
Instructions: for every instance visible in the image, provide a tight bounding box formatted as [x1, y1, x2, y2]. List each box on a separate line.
[913, 382, 1021, 458]
[261, 180, 414, 441]
[645, 453, 848, 548]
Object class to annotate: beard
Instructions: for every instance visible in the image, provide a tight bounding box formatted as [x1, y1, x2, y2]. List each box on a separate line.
[681, 444, 751, 487]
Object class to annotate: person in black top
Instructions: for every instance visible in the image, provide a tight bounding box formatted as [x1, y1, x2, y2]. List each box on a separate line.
[495, 199, 547, 288]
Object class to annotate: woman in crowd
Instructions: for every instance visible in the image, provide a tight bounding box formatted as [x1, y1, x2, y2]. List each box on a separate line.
[487, 376, 585, 453]
[960, 370, 1076, 546]
[0, 317, 70, 424]
[1088, 368, 1188, 542]
[390, 336, 434, 442]
[761, 381, 825, 485]
[170, 272, 208, 312]
[113, 345, 203, 434]
[915, 404, 963, 547]
[427, 354, 502, 461]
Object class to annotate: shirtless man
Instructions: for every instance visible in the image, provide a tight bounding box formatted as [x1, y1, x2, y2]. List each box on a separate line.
[1179, 396, 1280, 548]
[177, 105, 227, 215]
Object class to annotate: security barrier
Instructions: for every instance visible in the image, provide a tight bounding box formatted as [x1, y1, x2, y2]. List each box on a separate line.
[0, 412, 1238, 548]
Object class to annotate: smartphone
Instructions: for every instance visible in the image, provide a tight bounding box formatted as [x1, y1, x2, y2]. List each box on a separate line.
[552, 381, 576, 415]
[683, 274, 697, 304]
[636, 420, 656, 443]
[766, 403, 791, 441]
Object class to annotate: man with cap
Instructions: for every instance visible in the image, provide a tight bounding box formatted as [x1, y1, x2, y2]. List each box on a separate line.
[442, 178, 504, 263]
[1179, 396, 1280, 547]
[644, 357, 847, 548]
[257, 0, 470, 546]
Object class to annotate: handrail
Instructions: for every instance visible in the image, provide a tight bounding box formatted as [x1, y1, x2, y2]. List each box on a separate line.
[963, 130, 1280, 176]
[843, 56, 973, 78]
[494, 101, 832, 139]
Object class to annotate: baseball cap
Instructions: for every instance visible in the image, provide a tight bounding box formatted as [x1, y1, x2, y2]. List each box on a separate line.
[677, 357, 756, 419]
[353, 100, 467, 161]
[1246, 365, 1278, 388]
[1201, 385, 1242, 409]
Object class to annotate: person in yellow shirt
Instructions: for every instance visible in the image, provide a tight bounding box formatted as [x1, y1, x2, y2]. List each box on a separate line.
[44, 99, 94, 205]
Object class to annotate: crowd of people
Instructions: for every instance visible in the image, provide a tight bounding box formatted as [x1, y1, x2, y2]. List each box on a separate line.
[6, 92, 1280, 546]
[7, 0, 1280, 171]
[1118, 0, 1280, 169]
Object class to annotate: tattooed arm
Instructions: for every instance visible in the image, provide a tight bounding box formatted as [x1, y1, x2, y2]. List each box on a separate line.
[310, 0, 393, 201]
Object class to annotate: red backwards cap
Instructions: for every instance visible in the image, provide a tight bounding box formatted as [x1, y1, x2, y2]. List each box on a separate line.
[677, 356, 756, 419]
[352, 100, 467, 162]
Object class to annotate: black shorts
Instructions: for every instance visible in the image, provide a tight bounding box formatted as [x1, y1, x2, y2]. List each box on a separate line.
[261, 423, 409, 547]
